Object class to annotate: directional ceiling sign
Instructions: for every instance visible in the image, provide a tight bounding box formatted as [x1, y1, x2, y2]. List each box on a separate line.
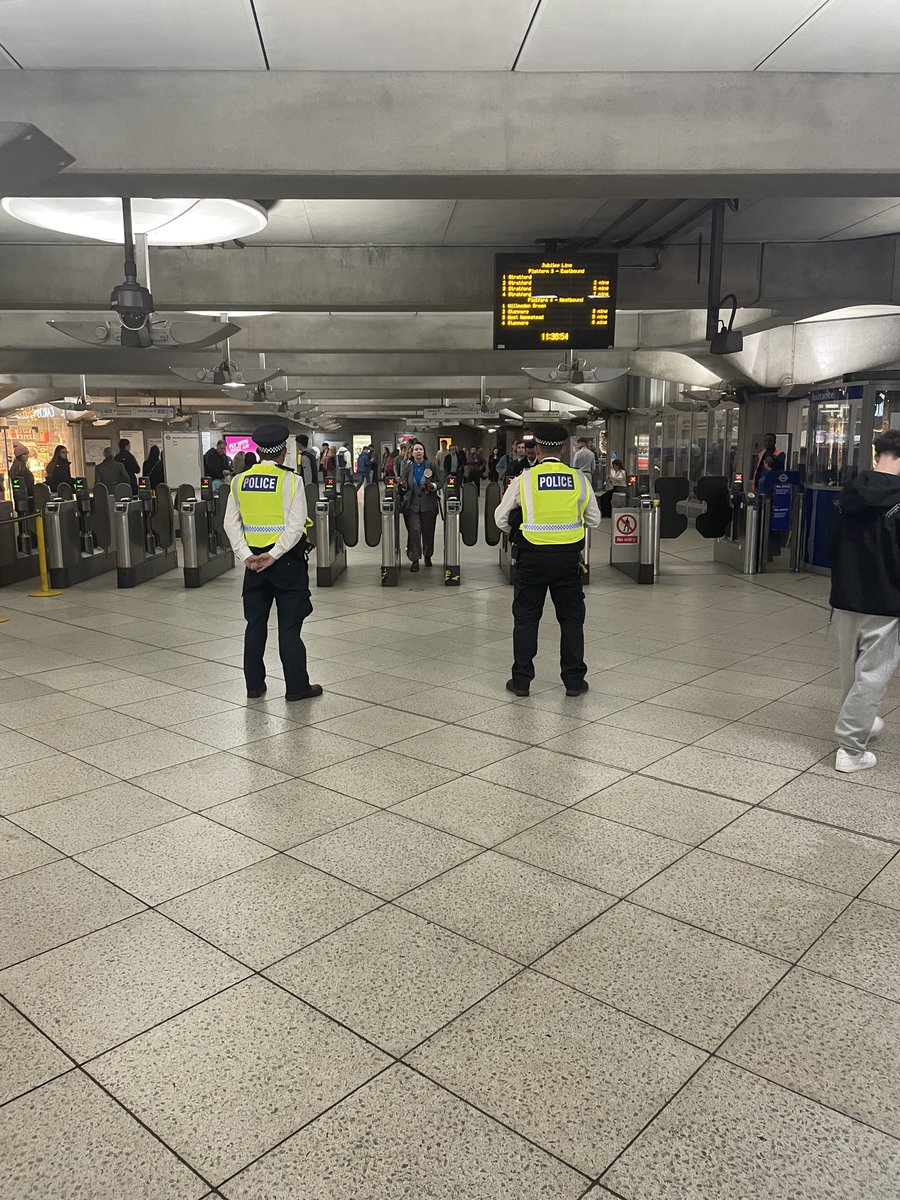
[494, 252, 618, 351]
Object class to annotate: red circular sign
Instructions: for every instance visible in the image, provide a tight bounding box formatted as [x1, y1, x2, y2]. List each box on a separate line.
[615, 514, 637, 535]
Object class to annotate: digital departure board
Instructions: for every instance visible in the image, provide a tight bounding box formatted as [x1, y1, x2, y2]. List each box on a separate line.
[493, 252, 618, 351]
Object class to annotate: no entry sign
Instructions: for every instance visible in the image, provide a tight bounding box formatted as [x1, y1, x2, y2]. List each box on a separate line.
[614, 513, 638, 545]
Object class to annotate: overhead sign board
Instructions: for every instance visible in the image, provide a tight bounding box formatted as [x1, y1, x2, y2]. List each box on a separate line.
[494, 252, 618, 351]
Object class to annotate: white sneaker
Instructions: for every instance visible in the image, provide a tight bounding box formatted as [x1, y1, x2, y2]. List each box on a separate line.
[835, 749, 877, 774]
[870, 717, 885, 740]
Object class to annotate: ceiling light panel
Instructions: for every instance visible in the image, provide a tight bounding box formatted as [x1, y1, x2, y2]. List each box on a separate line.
[255, 0, 536, 69]
[762, 0, 900, 71]
[1, 198, 267, 245]
[516, 0, 823, 71]
[0, 0, 265, 69]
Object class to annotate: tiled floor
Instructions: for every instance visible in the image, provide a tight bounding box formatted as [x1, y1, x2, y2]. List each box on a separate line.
[0, 525, 898, 1199]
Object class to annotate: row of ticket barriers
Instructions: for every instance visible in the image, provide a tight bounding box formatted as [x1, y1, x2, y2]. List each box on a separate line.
[0, 469, 800, 596]
[0, 475, 233, 592]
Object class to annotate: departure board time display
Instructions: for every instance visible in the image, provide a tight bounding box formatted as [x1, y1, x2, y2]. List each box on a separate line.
[493, 252, 618, 351]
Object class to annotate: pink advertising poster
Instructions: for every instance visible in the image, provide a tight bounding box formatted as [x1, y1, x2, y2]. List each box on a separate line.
[225, 434, 257, 458]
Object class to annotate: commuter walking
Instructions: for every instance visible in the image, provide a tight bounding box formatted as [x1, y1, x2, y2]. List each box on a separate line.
[466, 446, 485, 492]
[494, 422, 601, 697]
[9, 441, 35, 497]
[116, 438, 141, 494]
[497, 439, 527, 483]
[203, 439, 229, 482]
[46, 445, 74, 491]
[295, 434, 317, 488]
[142, 445, 164, 490]
[600, 457, 627, 519]
[223, 422, 322, 703]
[319, 443, 333, 479]
[572, 438, 596, 480]
[400, 441, 440, 571]
[95, 447, 131, 492]
[829, 429, 900, 772]
[487, 447, 500, 482]
[356, 445, 373, 485]
[231, 450, 246, 475]
[336, 444, 354, 487]
[442, 443, 467, 482]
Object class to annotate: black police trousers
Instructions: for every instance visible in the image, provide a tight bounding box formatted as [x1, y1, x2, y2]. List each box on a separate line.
[511, 548, 587, 689]
[242, 553, 313, 694]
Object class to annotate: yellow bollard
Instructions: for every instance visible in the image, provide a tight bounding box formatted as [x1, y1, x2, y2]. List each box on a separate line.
[28, 512, 63, 599]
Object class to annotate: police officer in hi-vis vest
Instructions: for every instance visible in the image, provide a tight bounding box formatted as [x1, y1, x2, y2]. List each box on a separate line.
[494, 422, 601, 698]
[223, 423, 323, 702]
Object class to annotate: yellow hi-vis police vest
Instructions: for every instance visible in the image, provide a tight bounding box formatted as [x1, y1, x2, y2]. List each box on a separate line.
[232, 462, 297, 550]
[519, 461, 590, 546]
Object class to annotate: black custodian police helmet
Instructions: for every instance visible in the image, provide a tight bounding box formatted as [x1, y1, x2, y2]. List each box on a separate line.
[530, 422, 569, 447]
[251, 423, 290, 455]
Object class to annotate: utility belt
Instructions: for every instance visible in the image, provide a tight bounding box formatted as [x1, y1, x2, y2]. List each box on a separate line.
[247, 534, 311, 562]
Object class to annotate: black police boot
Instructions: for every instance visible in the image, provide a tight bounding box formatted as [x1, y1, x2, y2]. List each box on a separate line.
[506, 679, 530, 698]
[565, 681, 589, 697]
[286, 684, 324, 701]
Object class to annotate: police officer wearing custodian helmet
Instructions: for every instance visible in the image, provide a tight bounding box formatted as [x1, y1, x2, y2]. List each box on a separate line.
[223, 423, 323, 702]
[494, 422, 601, 698]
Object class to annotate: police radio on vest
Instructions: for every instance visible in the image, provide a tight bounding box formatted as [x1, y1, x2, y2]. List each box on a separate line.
[537, 473, 575, 490]
[242, 475, 278, 492]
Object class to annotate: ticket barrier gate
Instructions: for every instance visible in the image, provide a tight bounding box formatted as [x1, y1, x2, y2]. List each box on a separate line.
[443, 475, 462, 586]
[181, 477, 234, 587]
[315, 476, 354, 587]
[379, 478, 402, 586]
[44, 478, 115, 588]
[609, 497, 660, 584]
[114, 478, 177, 587]
[0, 478, 41, 586]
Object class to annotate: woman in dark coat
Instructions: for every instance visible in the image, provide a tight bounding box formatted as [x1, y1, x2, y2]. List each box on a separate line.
[46, 445, 74, 491]
[141, 444, 165, 490]
[399, 441, 441, 572]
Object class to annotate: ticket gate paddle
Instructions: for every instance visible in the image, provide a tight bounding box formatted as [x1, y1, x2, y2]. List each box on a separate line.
[114, 477, 177, 587]
[180, 478, 234, 587]
[315, 476, 347, 586]
[380, 477, 402, 586]
[44, 478, 115, 588]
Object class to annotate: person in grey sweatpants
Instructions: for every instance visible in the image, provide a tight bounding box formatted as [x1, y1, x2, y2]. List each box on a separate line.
[829, 428, 900, 773]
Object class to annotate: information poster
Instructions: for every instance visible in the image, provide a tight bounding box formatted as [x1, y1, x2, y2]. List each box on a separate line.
[83, 438, 111, 464]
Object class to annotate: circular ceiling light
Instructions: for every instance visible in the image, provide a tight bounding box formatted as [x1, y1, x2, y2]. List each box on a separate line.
[187, 310, 277, 318]
[0, 197, 268, 246]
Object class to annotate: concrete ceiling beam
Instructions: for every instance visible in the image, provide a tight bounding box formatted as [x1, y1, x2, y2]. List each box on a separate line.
[3, 71, 900, 198]
[0, 239, 895, 315]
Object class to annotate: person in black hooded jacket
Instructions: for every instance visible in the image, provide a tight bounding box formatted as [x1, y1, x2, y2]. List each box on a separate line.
[829, 428, 900, 774]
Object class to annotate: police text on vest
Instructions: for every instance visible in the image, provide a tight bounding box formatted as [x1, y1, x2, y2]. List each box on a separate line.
[241, 475, 278, 491]
[536, 473, 575, 490]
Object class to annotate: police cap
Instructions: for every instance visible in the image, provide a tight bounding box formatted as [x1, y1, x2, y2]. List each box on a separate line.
[530, 422, 569, 447]
[251, 422, 290, 455]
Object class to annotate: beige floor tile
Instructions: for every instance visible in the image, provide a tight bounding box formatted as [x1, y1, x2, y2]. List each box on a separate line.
[762, 773, 900, 843]
[0, 858, 143, 969]
[862, 853, 900, 910]
[268, 905, 518, 1055]
[0, 910, 248, 1060]
[75, 812, 273, 905]
[0, 753, 119, 815]
[223, 1065, 586, 1200]
[160, 855, 380, 970]
[721, 967, 900, 1136]
[392, 724, 527, 772]
[0, 995, 72, 1105]
[580, 774, 747, 844]
[11, 782, 185, 855]
[475, 746, 626, 804]
[542, 724, 685, 772]
[302, 746, 458, 806]
[132, 752, 292, 810]
[0, 818, 61, 879]
[393, 776, 559, 846]
[408, 971, 705, 1176]
[538, 901, 787, 1050]
[399, 850, 613, 964]
[632, 849, 849, 960]
[89, 977, 388, 1184]
[801, 899, 900, 1002]
[604, 1057, 900, 1200]
[289, 810, 478, 899]
[498, 808, 686, 896]
[230, 726, 371, 775]
[205, 779, 375, 850]
[641, 746, 799, 804]
[0, 1071, 206, 1200]
[313, 705, 444, 747]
